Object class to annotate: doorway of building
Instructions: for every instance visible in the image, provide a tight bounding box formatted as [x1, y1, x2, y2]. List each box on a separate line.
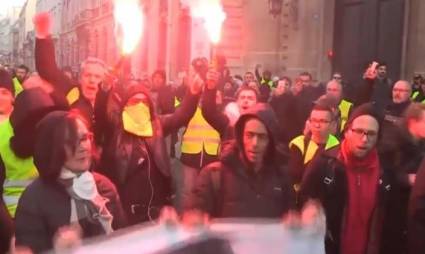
[333, 0, 405, 87]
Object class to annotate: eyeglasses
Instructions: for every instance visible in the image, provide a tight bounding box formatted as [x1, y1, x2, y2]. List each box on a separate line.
[350, 128, 377, 139]
[393, 88, 411, 93]
[333, 76, 342, 80]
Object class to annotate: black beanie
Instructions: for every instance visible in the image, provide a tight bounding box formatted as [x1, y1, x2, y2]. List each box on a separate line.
[0, 69, 14, 95]
[343, 102, 383, 134]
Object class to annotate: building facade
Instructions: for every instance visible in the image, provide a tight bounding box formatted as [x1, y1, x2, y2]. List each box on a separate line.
[1, 0, 425, 84]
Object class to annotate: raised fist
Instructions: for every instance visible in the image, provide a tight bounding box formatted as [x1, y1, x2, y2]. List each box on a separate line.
[33, 12, 51, 39]
[206, 69, 220, 90]
[187, 66, 204, 95]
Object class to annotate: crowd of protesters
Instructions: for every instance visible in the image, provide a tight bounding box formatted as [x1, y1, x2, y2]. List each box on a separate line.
[0, 12, 425, 254]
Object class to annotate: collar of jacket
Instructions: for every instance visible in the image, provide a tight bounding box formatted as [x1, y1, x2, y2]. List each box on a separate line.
[320, 146, 391, 194]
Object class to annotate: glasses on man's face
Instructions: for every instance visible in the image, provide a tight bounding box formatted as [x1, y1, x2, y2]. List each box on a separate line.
[350, 128, 377, 140]
[393, 88, 411, 93]
[333, 76, 342, 80]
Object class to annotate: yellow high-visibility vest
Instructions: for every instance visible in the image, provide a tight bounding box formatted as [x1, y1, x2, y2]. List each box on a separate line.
[12, 77, 23, 97]
[339, 99, 353, 132]
[289, 134, 339, 165]
[181, 107, 220, 155]
[0, 120, 38, 217]
[66, 87, 80, 105]
[412, 91, 419, 100]
[174, 96, 180, 107]
[261, 78, 274, 88]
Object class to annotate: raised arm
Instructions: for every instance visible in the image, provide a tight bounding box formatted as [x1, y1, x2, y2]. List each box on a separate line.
[161, 68, 204, 136]
[201, 70, 230, 137]
[34, 12, 74, 95]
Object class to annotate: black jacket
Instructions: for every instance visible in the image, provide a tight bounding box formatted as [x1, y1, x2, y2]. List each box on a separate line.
[14, 173, 126, 253]
[189, 143, 294, 218]
[97, 85, 200, 224]
[0, 88, 68, 254]
[201, 87, 234, 141]
[269, 93, 299, 145]
[379, 126, 425, 254]
[190, 104, 294, 217]
[35, 37, 98, 124]
[300, 147, 391, 254]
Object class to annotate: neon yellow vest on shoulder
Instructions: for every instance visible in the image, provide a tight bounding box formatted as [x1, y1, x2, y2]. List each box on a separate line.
[289, 134, 339, 165]
[0, 120, 38, 217]
[412, 91, 419, 100]
[12, 77, 23, 97]
[339, 99, 353, 132]
[181, 107, 220, 155]
[66, 87, 80, 105]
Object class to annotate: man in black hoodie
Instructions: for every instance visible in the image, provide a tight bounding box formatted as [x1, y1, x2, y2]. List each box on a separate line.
[189, 104, 294, 217]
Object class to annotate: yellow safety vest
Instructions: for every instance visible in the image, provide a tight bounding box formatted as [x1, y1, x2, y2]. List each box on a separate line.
[261, 78, 274, 88]
[174, 96, 180, 107]
[411, 91, 425, 104]
[339, 99, 353, 132]
[0, 120, 38, 217]
[66, 87, 80, 105]
[289, 134, 339, 165]
[412, 91, 419, 100]
[12, 77, 23, 97]
[181, 107, 220, 155]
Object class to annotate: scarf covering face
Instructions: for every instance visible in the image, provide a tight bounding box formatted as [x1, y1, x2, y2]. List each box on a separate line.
[60, 169, 113, 234]
[339, 141, 380, 254]
[122, 102, 153, 137]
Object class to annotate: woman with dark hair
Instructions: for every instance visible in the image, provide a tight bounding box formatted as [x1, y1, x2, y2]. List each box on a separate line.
[14, 110, 126, 253]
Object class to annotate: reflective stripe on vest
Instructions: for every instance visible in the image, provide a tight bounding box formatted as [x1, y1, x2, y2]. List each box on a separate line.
[261, 78, 274, 88]
[289, 134, 339, 164]
[12, 77, 23, 97]
[339, 99, 353, 132]
[0, 120, 38, 217]
[66, 87, 80, 105]
[181, 107, 220, 155]
[3, 179, 33, 188]
[174, 97, 180, 107]
[412, 91, 419, 100]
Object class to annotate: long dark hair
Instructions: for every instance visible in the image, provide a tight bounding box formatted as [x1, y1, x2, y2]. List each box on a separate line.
[33, 110, 91, 183]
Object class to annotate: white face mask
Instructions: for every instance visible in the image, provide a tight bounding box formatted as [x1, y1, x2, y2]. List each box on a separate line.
[60, 169, 98, 200]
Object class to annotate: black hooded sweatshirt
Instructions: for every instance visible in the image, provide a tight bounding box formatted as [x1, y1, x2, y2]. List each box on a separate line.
[189, 104, 295, 217]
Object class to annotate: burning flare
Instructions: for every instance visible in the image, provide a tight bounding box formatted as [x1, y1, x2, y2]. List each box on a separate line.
[182, 0, 226, 44]
[114, 0, 144, 55]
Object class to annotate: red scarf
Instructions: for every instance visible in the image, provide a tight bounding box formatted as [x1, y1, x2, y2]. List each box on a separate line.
[340, 140, 380, 254]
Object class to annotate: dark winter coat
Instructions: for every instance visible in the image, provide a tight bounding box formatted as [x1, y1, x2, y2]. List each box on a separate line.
[35, 37, 98, 124]
[190, 104, 294, 217]
[379, 126, 425, 254]
[201, 87, 234, 141]
[300, 147, 391, 254]
[14, 173, 126, 253]
[97, 84, 200, 224]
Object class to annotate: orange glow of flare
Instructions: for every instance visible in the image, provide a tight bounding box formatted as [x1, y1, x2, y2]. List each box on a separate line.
[190, 0, 226, 44]
[114, 0, 144, 55]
